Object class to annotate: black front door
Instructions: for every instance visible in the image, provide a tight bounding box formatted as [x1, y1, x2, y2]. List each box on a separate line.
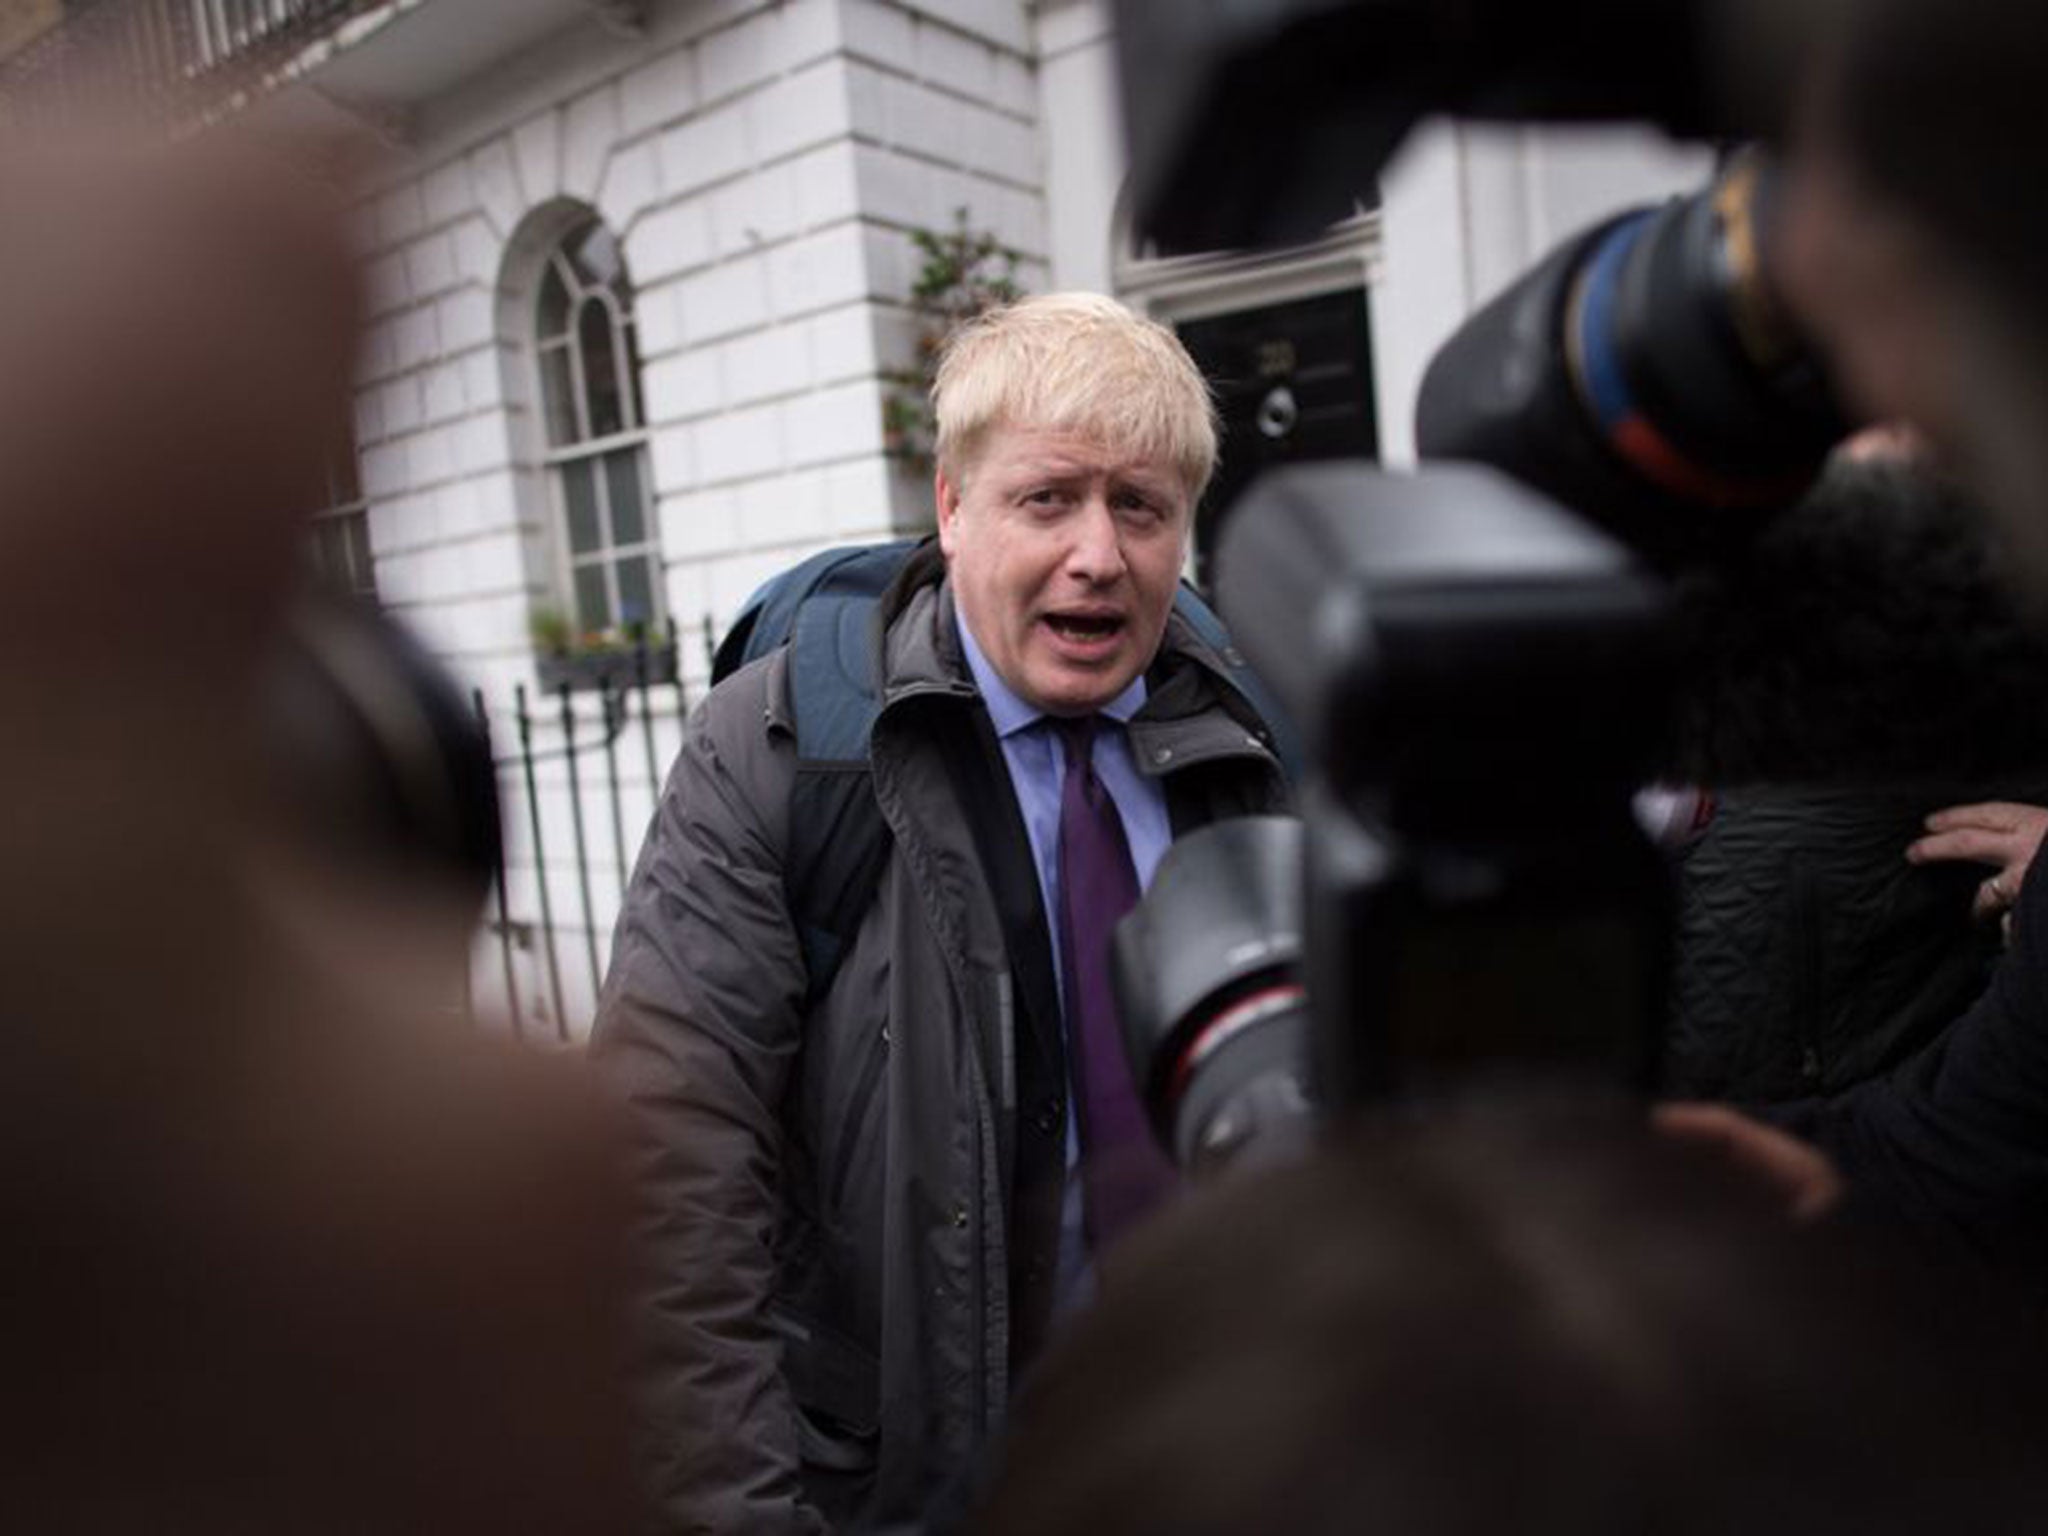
[1175, 288, 1379, 590]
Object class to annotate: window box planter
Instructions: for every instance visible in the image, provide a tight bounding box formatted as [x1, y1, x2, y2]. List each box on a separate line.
[535, 639, 677, 694]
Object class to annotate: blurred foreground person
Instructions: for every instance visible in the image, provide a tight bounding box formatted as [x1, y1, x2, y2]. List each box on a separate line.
[0, 135, 635, 1531]
[973, 1109, 2048, 1536]
[1663, 0, 2048, 1285]
[1662, 448, 2048, 1102]
[1777, 0, 2048, 574]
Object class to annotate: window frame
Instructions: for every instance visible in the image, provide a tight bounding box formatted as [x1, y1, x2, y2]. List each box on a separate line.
[308, 430, 377, 603]
[531, 220, 663, 646]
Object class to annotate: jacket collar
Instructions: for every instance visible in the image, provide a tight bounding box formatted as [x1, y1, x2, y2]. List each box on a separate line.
[878, 569, 979, 709]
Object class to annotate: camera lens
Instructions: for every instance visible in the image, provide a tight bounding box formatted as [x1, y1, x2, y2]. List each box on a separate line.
[1113, 816, 1313, 1174]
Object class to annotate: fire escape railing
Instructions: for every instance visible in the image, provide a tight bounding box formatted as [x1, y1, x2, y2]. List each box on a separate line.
[1, 0, 392, 130]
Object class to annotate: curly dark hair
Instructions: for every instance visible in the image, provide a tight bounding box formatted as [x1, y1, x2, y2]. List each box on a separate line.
[1666, 453, 2048, 785]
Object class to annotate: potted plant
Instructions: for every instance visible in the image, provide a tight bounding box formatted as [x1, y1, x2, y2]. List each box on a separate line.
[532, 608, 678, 693]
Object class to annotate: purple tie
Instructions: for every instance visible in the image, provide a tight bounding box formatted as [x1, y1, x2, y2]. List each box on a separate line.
[1054, 715, 1178, 1251]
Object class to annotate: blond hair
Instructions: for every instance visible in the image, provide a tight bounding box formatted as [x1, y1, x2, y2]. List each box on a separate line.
[931, 291, 1218, 498]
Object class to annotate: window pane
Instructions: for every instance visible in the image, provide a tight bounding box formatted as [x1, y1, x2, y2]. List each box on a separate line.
[606, 449, 646, 546]
[345, 513, 376, 598]
[562, 458, 603, 554]
[327, 440, 362, 508]
[537, 261, 572, 341]
[573, 563, 612, 633]
[314, 518, 350, 582]
[622, 318, 647, 429]
[569, 221, 625, 297]
[616, 554, 656, 632]
[540, 343, 581, 446]
[579, 296, 626, 440]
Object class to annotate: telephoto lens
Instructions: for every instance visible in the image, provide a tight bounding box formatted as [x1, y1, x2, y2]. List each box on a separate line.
[1111, 816, 1313, 1175]
[1417, 151, 1846, 563]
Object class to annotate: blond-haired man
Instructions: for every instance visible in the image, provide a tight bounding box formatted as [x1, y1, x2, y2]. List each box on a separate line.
[594, 293, 1291, 1532]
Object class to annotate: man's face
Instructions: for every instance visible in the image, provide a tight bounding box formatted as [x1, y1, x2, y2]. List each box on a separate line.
[937, 425, 1193, 717]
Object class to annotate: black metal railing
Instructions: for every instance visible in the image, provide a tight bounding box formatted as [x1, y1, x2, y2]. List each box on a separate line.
[1, 0, 386, 129]
[471, 637, 706, 1044]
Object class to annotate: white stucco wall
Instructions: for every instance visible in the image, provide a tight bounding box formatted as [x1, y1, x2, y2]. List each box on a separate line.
[352, 0, 1052, 709]
[1032, 0, 1119, 294]
[338, 0, 1054, 1031]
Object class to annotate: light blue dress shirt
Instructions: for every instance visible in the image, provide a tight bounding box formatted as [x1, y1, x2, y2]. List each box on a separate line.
[954, 613, 1173, 1311]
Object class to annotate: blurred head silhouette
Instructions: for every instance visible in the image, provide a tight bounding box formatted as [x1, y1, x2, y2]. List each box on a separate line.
[975, 1104, 2048, 1536]
[0, 130, 634, 1533]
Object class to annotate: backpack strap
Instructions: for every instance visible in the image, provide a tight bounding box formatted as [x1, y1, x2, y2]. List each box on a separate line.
[783, 579, 893, 1001]
[713, 539, 920, 688]
[786, 575, 889, 764]
[771, 542, 923, 1002]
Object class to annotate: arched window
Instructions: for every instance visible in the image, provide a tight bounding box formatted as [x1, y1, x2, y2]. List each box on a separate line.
[308, 428, 376, 603]
[535, 217, 660, 641]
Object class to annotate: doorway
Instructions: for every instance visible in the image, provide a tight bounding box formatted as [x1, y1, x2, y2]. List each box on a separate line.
[1174, 287, 1379, 590]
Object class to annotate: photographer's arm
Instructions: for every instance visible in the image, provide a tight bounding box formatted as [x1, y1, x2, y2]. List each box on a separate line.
[590, 658, 825, 1535]
[1768, 859, 2048, 1279]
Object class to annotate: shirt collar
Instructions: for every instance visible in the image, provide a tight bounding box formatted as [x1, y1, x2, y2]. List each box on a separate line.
[954, 607, 1148, 740]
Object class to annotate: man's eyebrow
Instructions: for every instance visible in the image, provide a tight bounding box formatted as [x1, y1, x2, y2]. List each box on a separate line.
[995, 460, 1091, 488]
[1112, 468, 1180, 498]
[992, 456, 1178, 493]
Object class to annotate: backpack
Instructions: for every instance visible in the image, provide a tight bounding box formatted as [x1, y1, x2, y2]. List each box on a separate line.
[712, 536, 1300, 1002]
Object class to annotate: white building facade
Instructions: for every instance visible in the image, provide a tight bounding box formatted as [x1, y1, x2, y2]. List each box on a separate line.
[251, 0, 1713, 1034]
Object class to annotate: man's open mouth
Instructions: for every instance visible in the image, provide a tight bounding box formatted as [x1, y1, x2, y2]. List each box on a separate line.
[1045, 613, 1125, 642]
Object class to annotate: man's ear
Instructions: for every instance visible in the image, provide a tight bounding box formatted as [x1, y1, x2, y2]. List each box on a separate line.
[935, 467, 961, 558]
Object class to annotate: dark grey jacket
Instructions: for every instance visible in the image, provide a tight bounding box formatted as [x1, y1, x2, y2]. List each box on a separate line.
[1666, 787, 2005, 1102]
[591, 568, 1290, 1533]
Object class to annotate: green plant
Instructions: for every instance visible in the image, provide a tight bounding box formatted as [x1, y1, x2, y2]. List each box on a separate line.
[530, 604, 573, 657]
[881, 208, 1023, 475]
[531, 604, 669, 659]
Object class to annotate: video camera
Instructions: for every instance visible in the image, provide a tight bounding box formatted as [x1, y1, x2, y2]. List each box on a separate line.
[1108, 0, 1856, 1167]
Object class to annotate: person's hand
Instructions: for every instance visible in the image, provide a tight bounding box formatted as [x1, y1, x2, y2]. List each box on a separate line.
[1652, 1102, 1844, 1222]
[1907, 800, 2048, 920]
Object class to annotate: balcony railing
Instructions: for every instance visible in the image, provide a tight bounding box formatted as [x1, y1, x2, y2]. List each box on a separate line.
[1, 0, 390, 129]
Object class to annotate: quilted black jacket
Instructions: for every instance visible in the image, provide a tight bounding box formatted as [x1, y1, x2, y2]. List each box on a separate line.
[1666, 787, 2005, 1102]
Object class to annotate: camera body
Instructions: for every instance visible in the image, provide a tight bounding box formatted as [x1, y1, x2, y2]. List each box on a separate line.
[1108, 3, 1856, 1164]
[1221, 463, 1674, 1107]
[1117, 464, 1676, 1157]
